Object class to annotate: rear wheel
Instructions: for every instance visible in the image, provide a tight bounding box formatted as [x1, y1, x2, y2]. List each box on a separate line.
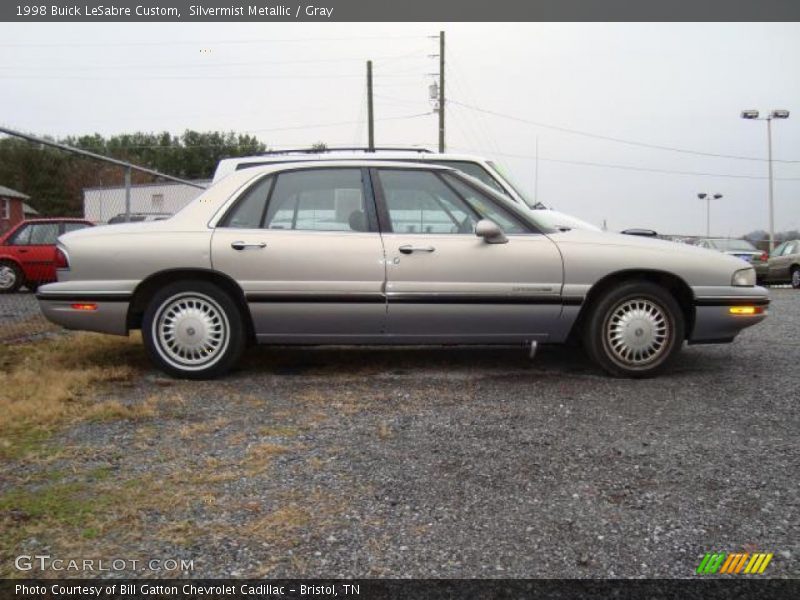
[142, 281, 245, 379]
[583, 281, 684, 378]
[791, 266, 800, 289]
[0, 261, 22, 294]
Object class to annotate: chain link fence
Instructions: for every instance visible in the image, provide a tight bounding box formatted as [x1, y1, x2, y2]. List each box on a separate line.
[0, 128, 206, 343]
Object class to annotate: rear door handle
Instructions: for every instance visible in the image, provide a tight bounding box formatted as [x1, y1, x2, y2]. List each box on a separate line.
[399, 245, 435, 254]
[231, 241, 266, 251]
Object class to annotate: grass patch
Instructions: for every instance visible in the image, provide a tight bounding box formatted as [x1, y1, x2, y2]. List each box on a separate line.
[0, 333, 147, 459]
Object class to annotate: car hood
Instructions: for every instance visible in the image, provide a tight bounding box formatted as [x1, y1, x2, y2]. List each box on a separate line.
[550, 229, 753, 272]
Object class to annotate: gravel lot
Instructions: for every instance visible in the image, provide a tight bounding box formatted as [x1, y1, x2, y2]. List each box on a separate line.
[3, 289, 798, 578]
[0, 291, 39, 325]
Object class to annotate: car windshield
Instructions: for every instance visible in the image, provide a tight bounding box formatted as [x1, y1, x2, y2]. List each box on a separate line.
[526, 209, 601, 232]
[485, 160, 546, 209]
[711, 239, 756, 251]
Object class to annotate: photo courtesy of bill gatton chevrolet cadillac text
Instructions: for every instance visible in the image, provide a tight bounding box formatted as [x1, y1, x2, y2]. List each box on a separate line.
[36, 161, 769, 379]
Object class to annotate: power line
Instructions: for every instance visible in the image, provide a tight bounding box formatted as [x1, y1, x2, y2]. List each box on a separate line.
[16, 112, 435, 146]
[246, 112, 432, 134]
[448, 146, 800, 181]
[449, 99, 800, 165]
[0, 52, 429, 72]
[0, 35, 430, 48]
[0, 72, 429, 81]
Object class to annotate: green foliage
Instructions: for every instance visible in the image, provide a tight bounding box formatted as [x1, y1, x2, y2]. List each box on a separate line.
[0, 130, 266, 217]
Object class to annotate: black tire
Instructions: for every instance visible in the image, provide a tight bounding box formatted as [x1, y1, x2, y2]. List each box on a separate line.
[0, 261, 23, 294]
[142, 280, 246, 379]
[583, 281, 685, 378]
[791, 266, 800, 289]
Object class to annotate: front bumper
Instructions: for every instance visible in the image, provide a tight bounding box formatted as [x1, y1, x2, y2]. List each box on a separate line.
[689, 286, 769, 344]
[37, 291, 131, 336]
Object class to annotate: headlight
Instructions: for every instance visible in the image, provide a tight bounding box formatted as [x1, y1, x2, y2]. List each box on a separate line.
[732, 267, 756, 287]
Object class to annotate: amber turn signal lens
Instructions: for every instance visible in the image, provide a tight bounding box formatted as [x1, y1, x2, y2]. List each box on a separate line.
[729, 306, 763, 315]
[70, 303, 97, 311]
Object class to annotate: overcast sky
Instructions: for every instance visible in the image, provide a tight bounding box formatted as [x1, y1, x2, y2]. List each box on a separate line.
[1, 21, 799, 235]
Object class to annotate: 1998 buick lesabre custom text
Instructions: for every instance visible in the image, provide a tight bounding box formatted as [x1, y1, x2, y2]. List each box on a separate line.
[37, 162, 769, 379]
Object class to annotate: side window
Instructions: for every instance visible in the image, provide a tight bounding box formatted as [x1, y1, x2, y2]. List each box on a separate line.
[9, 224, 32, 245]
[219, 176, 274, 228]
[63, 222, 90, 234]
[771, 241, 786, 256]
[263, 169, 367, 232]
[784, 242, 797, 256]
[378, 169, 478, 234]
[29, 223, 60, 245]
[441, 174, 529, 234]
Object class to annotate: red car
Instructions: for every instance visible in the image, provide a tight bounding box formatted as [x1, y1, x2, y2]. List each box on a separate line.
[0, 218, 94, 293]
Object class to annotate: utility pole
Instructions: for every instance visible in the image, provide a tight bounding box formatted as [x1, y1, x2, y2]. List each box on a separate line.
[366, 60, 374, 152]
[438, 31, 445, 152]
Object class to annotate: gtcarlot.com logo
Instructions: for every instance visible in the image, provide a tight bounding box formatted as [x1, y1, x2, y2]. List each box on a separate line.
[14, 555, 194, 573]
[696, 552, 773, 575]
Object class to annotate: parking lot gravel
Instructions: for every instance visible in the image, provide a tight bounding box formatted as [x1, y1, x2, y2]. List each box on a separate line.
[4, 289, 798, 578]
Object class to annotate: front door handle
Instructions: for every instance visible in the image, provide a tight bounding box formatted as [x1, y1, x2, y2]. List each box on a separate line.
[231, 241, 266, 251]
[399, 245, 435, 254]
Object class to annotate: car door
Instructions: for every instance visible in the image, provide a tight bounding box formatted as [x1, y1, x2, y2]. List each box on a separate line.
[768, 241, 793, 281]
[210, 167, 387, 342]
[12, 222, 60, 284]
[373, 167, 564, 342]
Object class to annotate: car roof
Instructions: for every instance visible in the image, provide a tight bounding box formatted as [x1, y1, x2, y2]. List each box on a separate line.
[220, 151, 488, 163]
[213, 152, 489, 182]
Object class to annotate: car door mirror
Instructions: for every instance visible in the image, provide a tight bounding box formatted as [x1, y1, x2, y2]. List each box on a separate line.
[475, 219, 508, 244]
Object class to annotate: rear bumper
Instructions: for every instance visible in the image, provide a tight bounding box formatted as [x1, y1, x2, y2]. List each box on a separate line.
[689, 286, 769, 344]
[36, 291, 131, 336]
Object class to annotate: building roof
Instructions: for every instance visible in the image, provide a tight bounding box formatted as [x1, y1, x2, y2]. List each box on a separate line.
[0, 185, 30, 200]
[21, 202, 39, 215]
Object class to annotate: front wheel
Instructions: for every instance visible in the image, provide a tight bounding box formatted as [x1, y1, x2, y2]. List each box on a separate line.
[791, 267, 800, 289]
[583, 282, 685, 378]
[142, 281, 245, 379]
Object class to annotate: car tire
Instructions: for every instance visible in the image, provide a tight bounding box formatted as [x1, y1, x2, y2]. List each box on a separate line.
[583, 281, 685, 378]
[0, 261, 22, 294]
[791, 267, 800, 289]
[142, 280, 246, 379]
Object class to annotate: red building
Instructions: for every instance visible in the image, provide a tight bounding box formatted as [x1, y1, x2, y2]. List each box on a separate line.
[0, 185, 38, 234]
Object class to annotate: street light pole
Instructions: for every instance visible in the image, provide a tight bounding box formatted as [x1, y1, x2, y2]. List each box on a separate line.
[766, 116, 774, 252]
[741, 109, 790, 252]
[698, 193, 723, 237]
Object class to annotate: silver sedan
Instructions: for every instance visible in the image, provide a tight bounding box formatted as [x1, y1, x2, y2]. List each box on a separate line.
[37, 162, 769, 379]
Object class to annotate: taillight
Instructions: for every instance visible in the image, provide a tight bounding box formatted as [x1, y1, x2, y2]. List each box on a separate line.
[759, 251, 768, 262]
[55, 248, 69, 270]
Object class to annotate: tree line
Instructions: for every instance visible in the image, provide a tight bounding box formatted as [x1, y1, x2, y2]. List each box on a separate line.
[743, 229, 800, 243]
[0, 131, 266, 217]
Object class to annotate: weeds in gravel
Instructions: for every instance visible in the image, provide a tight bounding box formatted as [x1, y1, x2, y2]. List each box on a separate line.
[0, 333, 146, 459]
